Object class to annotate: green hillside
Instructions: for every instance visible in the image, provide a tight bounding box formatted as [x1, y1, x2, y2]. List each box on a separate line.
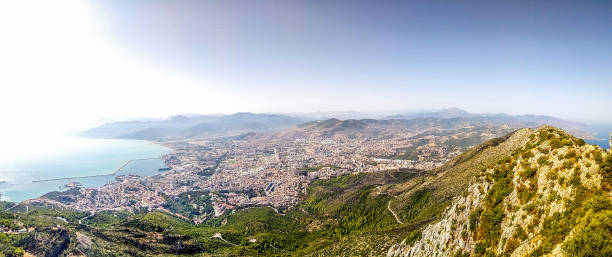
[0, 127, 609, 257]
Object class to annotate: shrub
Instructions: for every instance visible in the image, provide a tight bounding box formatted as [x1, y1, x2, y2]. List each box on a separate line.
[517, 185, 534, 204]
[524, 203, 536, 213]
[532, 212, 575, 256]
[537, 156, 550, 166]
[563, 158, 577, 169]
[469, 208, 483, 232]
[521, 166, 538, 180]
[569, 171, 582, 187]
[538, 130, 553, 142]
[453, 250, 470, 257]
[474, 242, 487, 255]
[562, 211, 612, 257]
[504, 238, 520, 255]
[547, 191, 559, 204]
[558, 176, 566, 186]
[565, 149, 577, 159]
[592, 150, 603, 163]
[583, 195, 612, 212]
[405, 230, 422, 246]
[456, 205, 466, 214]
[550, 139, 562, 149]
[537, 147, 550, 154]
[546, 169, 559, 181]
[561, 139, 573, 147]
[598, 154, 612, 190]
[514, 225, 528, 240]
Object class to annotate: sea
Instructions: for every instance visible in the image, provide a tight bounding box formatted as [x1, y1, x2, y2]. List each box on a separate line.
[0, 122, 608, 203]
[584, 122, 612, 150]
[0, 137, 172, 202]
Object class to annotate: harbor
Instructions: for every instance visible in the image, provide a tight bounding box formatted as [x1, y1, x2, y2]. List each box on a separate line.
[31, 158, 162, 183]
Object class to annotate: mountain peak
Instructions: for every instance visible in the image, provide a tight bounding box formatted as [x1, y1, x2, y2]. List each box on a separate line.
[440, 107, 469, 114]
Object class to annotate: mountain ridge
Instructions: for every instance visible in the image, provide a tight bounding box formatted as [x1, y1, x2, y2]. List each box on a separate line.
[389, 126, 611, 257]
[80, 108, 592, 141]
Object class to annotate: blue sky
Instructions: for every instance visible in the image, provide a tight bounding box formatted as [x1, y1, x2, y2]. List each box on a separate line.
[1, 0, 611, 140]
[87, 0, 612, 120]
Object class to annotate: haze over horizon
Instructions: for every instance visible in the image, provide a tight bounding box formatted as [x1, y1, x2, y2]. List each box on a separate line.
[2, 2, 612, 255]
[1, 1, 611, 142]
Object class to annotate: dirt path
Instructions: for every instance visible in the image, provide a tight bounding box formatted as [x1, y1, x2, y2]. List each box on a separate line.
[212, 233, 237, 246]
[387, 201, 403, 224]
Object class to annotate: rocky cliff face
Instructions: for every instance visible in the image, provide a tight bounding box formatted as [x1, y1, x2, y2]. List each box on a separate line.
[388, 126, 611, 257]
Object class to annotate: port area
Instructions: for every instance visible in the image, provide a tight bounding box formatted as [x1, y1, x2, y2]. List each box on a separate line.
[31, 158, 164, 183]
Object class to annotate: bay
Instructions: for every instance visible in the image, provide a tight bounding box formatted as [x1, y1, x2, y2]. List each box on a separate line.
[584, 122, 611, 150]
[0, 137, 171, 202]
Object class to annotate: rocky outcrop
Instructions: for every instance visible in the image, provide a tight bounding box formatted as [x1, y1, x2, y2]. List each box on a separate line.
[388, 126, 611, 257]
[388, 182, 489, 257]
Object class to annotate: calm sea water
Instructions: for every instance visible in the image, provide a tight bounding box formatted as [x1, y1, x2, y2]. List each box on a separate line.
[584, 122, 611, 150]
[0, 137, 171, 202]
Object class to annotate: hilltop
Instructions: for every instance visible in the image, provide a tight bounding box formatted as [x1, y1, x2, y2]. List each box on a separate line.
[389, 126, 612, 257]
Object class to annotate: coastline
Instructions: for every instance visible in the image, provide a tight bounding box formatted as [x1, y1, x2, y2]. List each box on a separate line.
[0, 137, 173, 203]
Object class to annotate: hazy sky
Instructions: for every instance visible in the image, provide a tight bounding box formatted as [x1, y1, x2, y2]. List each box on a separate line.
[1, 0, 612, 140]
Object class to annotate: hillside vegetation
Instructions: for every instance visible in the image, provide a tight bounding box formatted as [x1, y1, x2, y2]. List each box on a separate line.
[0, 126, 609, 257]
[389, 126, 611, 257]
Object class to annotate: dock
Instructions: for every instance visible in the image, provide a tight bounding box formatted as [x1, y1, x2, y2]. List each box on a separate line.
[31, 157, 163, 183]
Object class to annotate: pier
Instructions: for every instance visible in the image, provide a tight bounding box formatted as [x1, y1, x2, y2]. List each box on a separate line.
[31, 158, 163, 183]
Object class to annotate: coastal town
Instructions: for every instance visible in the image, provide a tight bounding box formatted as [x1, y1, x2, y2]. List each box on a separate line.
[29, 119, 515, 222]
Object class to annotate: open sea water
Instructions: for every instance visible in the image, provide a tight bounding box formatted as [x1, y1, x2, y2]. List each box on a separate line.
[584, 122, 611, 150]
[0, 137, 171, 202]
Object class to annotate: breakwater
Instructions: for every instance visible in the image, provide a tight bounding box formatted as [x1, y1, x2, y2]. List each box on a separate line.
[31, 158, 162, 183]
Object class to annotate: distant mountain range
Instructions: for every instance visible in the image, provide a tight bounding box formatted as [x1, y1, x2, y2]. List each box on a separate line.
[81, 112, 309, 140]
[384, 107, 473, 119]
[385, 107, 590, 137]
[82, 108, 591, 140]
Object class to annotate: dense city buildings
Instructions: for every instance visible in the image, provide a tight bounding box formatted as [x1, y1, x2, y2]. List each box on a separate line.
[31, 119, 515, 222]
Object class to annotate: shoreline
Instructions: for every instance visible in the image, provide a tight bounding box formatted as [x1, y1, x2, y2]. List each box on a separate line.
[0, 137, 174, 203]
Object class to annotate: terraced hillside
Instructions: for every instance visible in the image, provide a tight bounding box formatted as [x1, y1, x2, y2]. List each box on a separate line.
[0, 127, 609, 256]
